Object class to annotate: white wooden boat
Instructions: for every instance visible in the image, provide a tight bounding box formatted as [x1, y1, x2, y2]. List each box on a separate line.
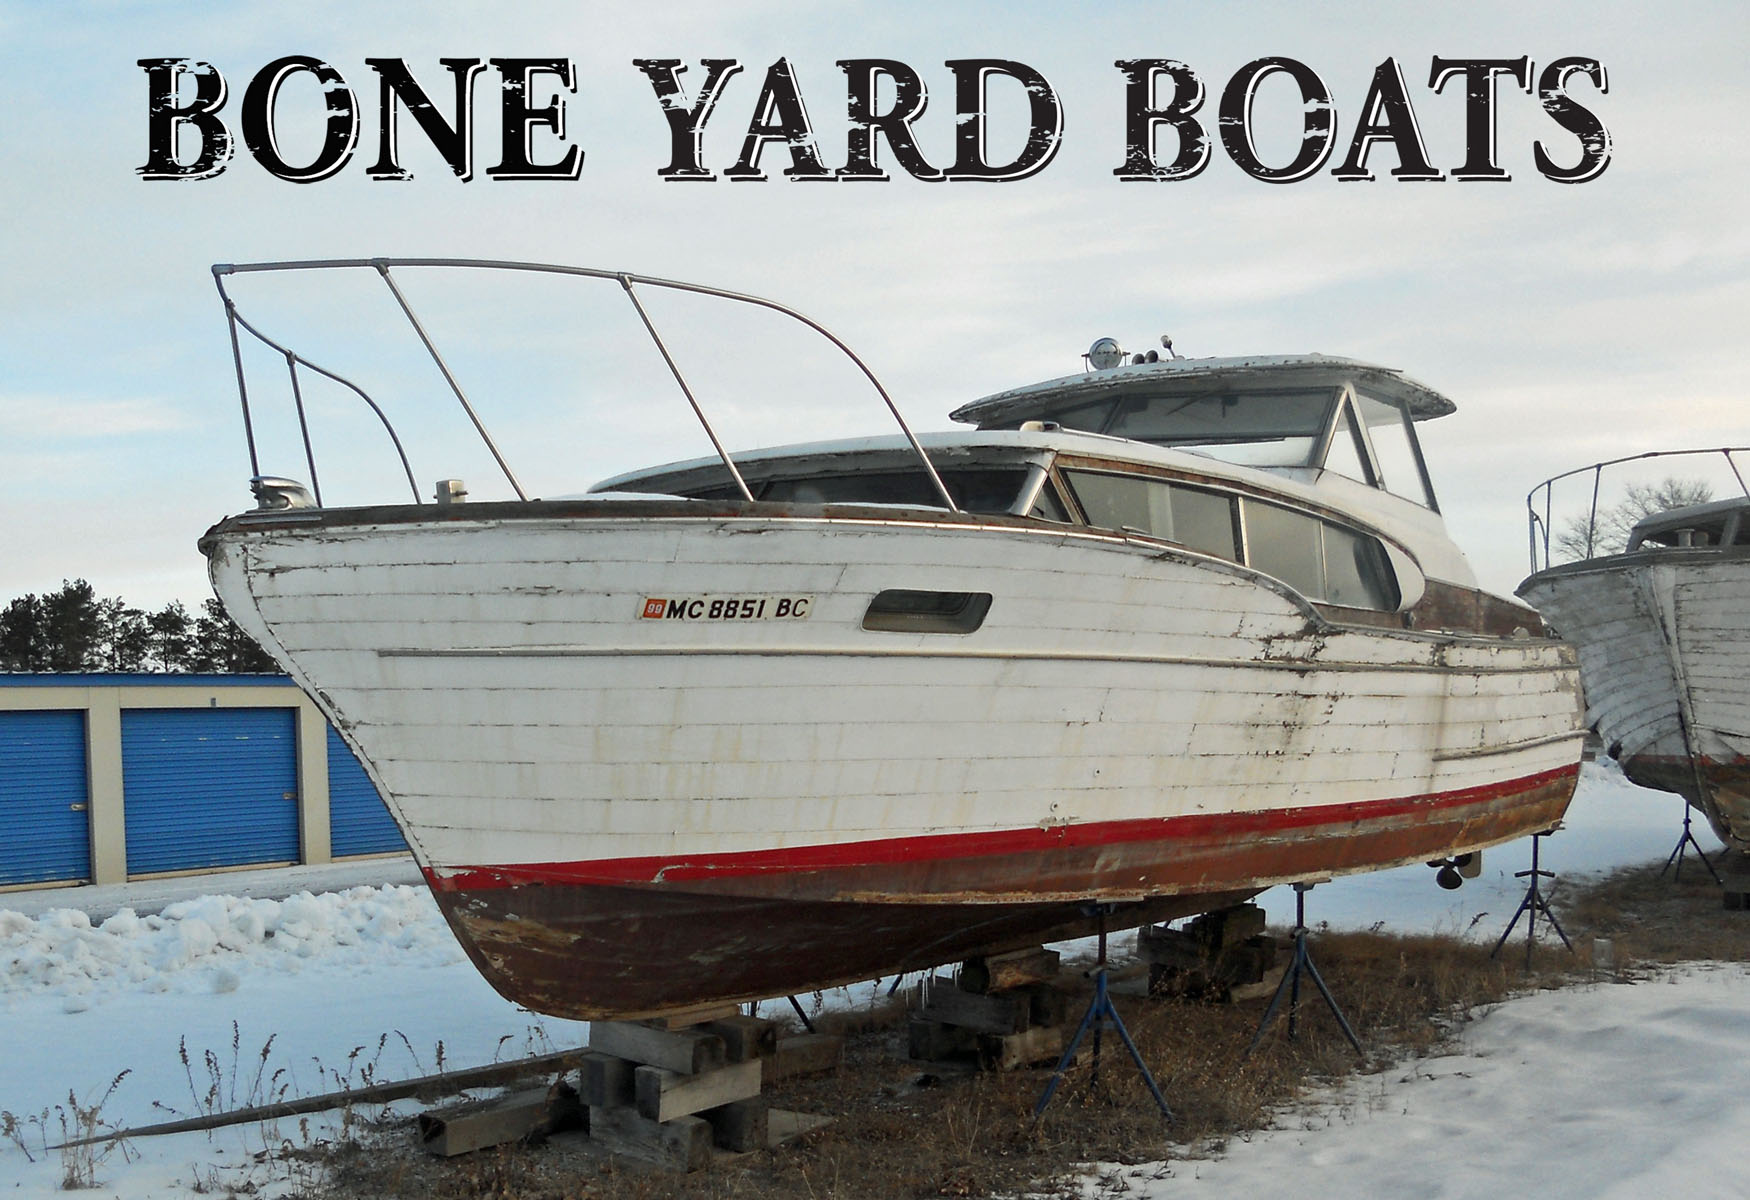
[200, 260, 1584, 1019]
[1519, 454, 1750, 851]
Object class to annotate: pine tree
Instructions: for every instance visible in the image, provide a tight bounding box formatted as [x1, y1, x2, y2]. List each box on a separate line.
[0, 594, 46, 671]
[147, 601, 195, 672]
[39, 580, 103, 671]
[0, 586, 277, 675]
[192, 598, 278, 673]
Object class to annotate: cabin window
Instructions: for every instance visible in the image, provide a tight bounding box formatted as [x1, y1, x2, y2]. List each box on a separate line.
[1062, 470, 1396, 609]
[1241, 500, 1325, 598]
[1170, 484, 1242, 560]
[1355, 392, 1436, 508]
[1240, 497, 1399, 610]
[1062, 470, 1239, 560]
[1323, 523, 1400, 609]
[1067, 470, 1170, 536]
[1028, 480, 1071, 522]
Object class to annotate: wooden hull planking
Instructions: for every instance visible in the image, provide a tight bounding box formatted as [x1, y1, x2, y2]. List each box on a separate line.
[1519, 552, 1750, 849]
[207, 503, 1586, 1016]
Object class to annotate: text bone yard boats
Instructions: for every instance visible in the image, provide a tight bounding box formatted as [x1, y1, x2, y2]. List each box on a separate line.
[1518, 450, 1750, 851]
[200, 259, 1585, 1020]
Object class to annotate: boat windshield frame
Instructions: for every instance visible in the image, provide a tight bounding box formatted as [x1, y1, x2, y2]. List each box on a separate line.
[209, 258, 958, 514]
[991, 378, 1441, 513]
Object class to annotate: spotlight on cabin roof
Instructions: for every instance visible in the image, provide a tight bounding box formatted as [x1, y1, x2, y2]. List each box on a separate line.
[1086, 337, 1124, 371]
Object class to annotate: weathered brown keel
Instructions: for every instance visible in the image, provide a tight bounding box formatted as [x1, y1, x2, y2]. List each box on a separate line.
[1621, 754, 1750, 850]
[426, 769, 1575, 1019]
[434, 881, 1255, 1021]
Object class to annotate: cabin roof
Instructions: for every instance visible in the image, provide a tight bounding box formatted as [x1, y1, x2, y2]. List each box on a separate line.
[948, 354, 1457, 427]
[1630, 496, 1750, 537]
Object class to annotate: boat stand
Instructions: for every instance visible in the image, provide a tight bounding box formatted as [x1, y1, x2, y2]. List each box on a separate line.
[1244, 883, 1362, 1058]
[786, 995, 818, 1033]
[1491, 830, 1574, 969]
[1660, 802, 1722, 886]
[1033, 905, 1172, 1124]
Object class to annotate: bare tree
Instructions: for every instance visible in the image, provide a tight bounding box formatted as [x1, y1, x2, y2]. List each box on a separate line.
[1556, 476, 1716, 561]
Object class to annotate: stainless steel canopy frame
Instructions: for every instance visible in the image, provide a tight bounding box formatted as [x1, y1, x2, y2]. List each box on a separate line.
[211, 257, 958, 512]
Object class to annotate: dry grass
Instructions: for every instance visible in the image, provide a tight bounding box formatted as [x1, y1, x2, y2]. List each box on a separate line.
[1555, 859, 1750, 966]
[302, 864, 1750, 1200]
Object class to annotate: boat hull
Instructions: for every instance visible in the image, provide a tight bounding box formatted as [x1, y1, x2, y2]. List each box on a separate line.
[1519, 550, 1750, 850]
[206, 499, 1585, 1017]
[430, 767, 1573, 1017]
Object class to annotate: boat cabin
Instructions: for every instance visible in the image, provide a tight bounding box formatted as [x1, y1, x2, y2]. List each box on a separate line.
[948, 353, 1446, 512]
[595, 354, 1474, 617]
[1627, 498, 1750, 551]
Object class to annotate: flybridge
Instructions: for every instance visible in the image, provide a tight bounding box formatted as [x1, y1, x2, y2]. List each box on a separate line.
[140, 55, 1610, 185]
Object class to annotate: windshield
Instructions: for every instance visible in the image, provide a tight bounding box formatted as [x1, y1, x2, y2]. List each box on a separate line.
[679, 467, 1035, 514]
[1096, 388, 1339, 467]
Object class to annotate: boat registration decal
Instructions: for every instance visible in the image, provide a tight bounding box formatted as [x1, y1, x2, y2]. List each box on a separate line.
[640, 594, 813, 621]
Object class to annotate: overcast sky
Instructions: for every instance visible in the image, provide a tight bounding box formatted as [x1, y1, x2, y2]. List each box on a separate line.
[2, 1, 1745, 609]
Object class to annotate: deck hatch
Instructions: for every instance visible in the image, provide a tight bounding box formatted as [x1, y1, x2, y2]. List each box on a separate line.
[862, 589, 993, 634]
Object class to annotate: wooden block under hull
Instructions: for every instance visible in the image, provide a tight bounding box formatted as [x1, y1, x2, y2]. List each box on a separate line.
[635, 1059, 762, 1123]
[767, 1033, 844, 1081]
[587, 1105, 712, 1173]
[704, 1015, 778, 1063]
[919, 974, 1031, 1034]
[960, 946, 1061, 994]
[703, 1097, 769, 1153]
[589, 1022, 727, 1075]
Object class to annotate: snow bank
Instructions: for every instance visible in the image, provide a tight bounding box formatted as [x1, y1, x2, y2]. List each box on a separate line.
[0, 885, 464, 1011]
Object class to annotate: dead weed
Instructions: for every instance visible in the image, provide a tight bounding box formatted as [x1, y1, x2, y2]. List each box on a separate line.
[300, 861, 1750, 1200]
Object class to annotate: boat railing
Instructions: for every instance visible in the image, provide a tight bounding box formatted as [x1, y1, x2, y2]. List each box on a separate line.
[211, 258, 958, 512]
[1525, 447, 1750, 572]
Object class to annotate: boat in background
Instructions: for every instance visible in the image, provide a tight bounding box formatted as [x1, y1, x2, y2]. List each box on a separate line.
[1519, 450, 1750, 852]
[200, 260, 1585, 1020]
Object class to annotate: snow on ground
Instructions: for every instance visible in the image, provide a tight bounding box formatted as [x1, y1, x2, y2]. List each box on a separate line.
[1077, 964, 1750, 1200]
[0, 760, 1737, 1198]
[0, 882, 590, 1198]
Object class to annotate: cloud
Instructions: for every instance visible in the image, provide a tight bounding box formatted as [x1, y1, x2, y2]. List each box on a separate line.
[0, 393, 193, 440]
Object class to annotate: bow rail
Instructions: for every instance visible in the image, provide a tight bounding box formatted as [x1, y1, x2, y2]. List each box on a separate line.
[1526, 447, 1750, 572]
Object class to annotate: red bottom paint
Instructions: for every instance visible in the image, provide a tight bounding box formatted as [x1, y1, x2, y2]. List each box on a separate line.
[420, 767, 1578, 1019]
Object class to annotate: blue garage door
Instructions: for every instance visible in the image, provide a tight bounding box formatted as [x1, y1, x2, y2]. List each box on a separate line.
[121, 708, 300, 874]
[327, 727, 406, 856]
[0, 710, 92, 886]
